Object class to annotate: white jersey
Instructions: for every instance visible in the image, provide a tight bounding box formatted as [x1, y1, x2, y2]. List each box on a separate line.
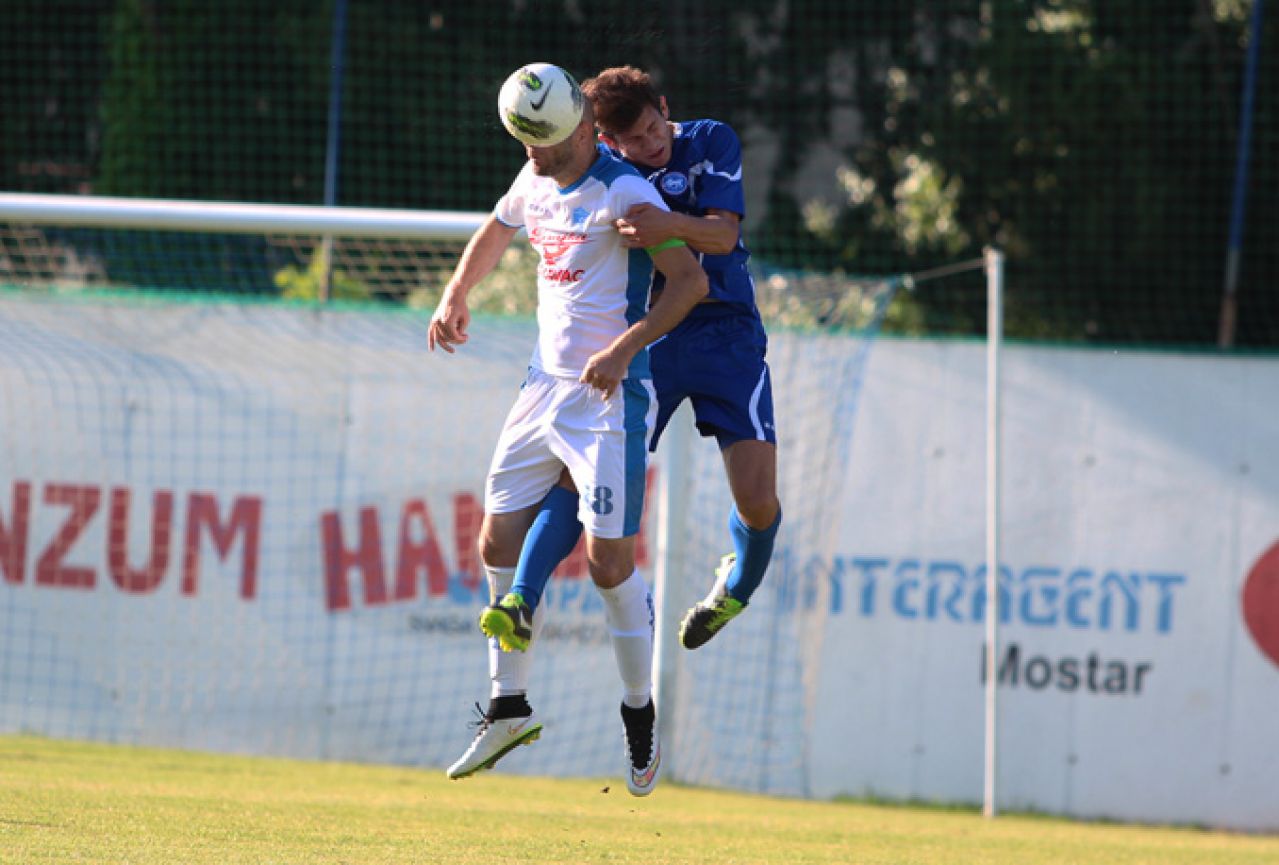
[494, 150, 668, 379]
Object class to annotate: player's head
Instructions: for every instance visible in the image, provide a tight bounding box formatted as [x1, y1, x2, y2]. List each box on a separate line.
[582, 66, 672, 169]
[525, 98, 596, 180]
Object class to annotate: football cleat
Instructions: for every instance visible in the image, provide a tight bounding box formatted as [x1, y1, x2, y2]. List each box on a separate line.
[679, 553, 746, 649]
[446, 703, 542, 780]
[479, 592, 534, 652]
[620, 700, 661, 797]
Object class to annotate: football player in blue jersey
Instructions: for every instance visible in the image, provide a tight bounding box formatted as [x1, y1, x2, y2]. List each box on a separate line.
[485, 65, 781, 653]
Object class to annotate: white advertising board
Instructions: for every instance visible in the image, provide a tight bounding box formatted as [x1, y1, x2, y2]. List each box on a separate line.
[796, 340, 1279, 831]
[2, 294, 1276, 829]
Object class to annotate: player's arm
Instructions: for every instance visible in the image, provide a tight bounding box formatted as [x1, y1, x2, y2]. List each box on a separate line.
[615, 205, 740, 255]
[428, 214, 519, 353]
[580, 243, 708, 396]
[617, 122, 746, 254]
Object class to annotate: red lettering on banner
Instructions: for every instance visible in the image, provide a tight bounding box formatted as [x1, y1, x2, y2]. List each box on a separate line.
[1242, 540, 1279, 670]
[3, 480, 261, 600]
[0, 481, 31, 584]
[107, 487, 174, 593]
[182, 493, 263, 598]
[321, 507, 386, 611]
[35, 484, 100, 589]
[5, 475, 658, 609]
[452, 492, 483, 591]
[394, 499, 449, 600]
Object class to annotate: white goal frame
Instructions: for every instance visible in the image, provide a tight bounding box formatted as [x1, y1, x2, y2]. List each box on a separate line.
[0, 192, 485, 239]
[1, 192, 1007, 815]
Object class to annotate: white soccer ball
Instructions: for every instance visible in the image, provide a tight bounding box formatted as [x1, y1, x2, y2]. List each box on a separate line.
[497, 63, 585, 147]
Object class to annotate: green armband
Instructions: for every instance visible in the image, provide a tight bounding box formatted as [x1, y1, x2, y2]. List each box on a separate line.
[645, 238, 686, 254]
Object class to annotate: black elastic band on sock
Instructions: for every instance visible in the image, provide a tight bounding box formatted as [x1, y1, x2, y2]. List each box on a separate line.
[488, 694, 532, 720]
[621, 700, 654, 721]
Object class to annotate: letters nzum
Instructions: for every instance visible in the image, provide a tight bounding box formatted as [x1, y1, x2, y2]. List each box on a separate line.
[0, 480, 261, 597]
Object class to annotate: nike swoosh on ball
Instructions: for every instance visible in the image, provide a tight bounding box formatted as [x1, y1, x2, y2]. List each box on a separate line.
[529, 80, 554, 110]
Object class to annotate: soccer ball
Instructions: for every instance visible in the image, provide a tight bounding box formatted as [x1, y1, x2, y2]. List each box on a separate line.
[497, 63, 584, 148]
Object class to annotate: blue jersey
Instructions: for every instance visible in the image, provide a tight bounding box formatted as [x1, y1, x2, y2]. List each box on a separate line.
[603, 120, 759, 319]
[603, 120, 776, 451]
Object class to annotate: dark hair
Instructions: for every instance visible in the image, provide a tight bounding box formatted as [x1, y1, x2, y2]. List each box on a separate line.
[581, 66, 662, 134]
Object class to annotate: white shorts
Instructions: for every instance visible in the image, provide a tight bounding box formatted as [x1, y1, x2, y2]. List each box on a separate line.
[485, 368, 657, 539]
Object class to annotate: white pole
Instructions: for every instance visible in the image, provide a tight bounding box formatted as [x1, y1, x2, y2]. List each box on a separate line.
[652, 403, 694, 781]
[0, 193, 486, 240]
[983, 246, 1005, 818]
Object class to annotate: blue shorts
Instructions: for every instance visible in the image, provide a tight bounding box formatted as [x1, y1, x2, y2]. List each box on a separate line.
[648, 307, 777, 451]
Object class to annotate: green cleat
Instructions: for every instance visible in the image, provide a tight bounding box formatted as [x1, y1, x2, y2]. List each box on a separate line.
[679, 554, 747, 650]
[479, 592, 534, 652]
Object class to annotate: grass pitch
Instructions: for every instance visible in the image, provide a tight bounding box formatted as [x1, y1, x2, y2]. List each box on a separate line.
[2, 735, 1277, 864]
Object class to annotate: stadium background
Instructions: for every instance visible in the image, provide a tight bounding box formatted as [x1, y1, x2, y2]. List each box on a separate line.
[1, 0, 1275, 345]
[2, 0, 1279, 834]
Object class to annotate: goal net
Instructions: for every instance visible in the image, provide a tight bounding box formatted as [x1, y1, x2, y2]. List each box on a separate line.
[0, 195, 987, 792]
[655, 266, 904, 795]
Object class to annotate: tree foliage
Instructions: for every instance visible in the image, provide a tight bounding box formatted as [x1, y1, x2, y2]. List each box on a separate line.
[1, 1, 1273, 345]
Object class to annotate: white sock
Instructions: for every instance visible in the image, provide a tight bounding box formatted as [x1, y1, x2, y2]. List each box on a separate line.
[596, 570, 654, 708]
[484, 564, 544, 699]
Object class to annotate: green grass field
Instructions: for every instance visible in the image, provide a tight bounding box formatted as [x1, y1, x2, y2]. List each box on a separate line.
[2, 735, 1277, 865]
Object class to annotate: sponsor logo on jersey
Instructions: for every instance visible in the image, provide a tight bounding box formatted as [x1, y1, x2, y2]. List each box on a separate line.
[659, 171, 689, 196]
[538, 265, 586, 283]
[529, 227, 588, 266]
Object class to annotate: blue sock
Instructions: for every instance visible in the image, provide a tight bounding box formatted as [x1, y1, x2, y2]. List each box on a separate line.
[725, 505, 781, 604]
[510, 485, 583, 612]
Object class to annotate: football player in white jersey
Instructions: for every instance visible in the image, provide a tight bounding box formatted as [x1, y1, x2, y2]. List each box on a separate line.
[429, 64, 707, 796]
[501, 66, 783, 654]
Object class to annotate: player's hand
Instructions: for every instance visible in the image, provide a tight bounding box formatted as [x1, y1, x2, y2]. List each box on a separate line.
[428, 291, 470, 353]
[580, 347, 628, 398]
[615, 203, 674, 249]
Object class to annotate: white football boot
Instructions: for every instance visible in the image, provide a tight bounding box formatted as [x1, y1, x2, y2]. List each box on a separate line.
[446, 705, 542, 779]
